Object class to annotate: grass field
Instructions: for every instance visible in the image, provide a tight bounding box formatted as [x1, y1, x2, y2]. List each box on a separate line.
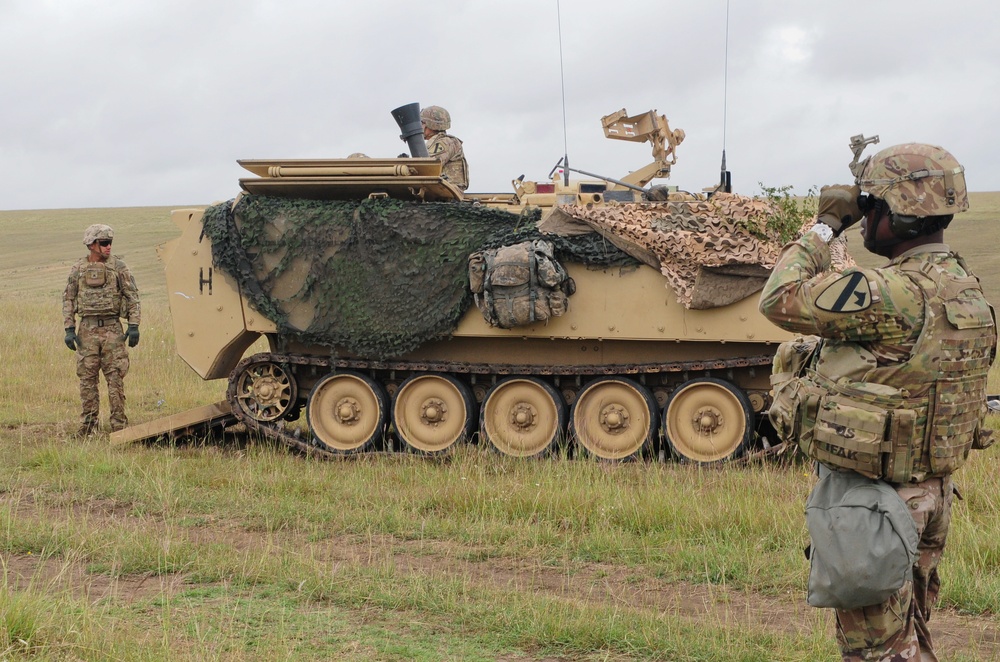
[1, 196, 999, 660]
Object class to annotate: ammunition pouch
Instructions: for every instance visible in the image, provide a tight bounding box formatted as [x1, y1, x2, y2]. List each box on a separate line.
[781, 370, 988, 482]
[771, 345, 929, 483]
[806, 378, 924, 484]
[768, 336, 821, 444]
[84, 262, 107, 287]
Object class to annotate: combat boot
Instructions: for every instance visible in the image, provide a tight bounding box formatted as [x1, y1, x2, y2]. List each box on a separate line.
[110, 413, 128, 433]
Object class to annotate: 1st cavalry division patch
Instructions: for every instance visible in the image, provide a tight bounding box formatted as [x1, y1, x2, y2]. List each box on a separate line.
[816, 271, 872, 313]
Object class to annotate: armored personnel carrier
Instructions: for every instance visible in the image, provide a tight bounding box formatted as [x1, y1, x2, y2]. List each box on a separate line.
[139, 105, 807, 463]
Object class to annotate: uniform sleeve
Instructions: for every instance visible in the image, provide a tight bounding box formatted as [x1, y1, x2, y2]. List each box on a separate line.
[117, 259, 142, 325]
[427, 135, 458, 166]
[758, 231, 922, 343]
[62, 263, 80, 328]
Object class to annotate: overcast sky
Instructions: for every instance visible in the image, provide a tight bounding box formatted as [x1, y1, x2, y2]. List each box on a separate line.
[2, 0, 998, 210]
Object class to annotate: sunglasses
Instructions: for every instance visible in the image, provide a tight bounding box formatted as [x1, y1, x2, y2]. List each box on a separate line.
[97, 239, 112, 247]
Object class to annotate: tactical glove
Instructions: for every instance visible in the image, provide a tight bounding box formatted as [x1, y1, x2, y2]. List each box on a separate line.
[817, 184, 863, 236]
[64, 327, 79, 351]
[124, 324, 140, 348]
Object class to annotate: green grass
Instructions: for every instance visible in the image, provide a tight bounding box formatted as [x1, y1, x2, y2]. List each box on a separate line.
[1, 200, 999, 660]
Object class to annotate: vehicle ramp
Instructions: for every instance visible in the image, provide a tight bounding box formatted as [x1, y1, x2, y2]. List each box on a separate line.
[110, 401, 236, 446]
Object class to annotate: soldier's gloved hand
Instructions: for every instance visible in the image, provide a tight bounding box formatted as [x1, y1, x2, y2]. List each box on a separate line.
[817, 184, 863, 236]
[64, 327, 79, 351]
[124, 324, 140, 348]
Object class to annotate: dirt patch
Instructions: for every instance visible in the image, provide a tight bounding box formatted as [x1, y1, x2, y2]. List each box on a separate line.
[1, 553, 193, 605]
[3, 494, 998, 659]
[293, 534, 1000, 658]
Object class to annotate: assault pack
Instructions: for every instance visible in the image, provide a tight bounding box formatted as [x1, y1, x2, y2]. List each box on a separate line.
[469, 240, 576, 329]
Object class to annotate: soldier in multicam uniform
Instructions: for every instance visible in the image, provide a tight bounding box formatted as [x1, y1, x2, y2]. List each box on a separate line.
[63, 224, 141, 435]
[759, 143, 996, 661]
[420, 105, 469, 191]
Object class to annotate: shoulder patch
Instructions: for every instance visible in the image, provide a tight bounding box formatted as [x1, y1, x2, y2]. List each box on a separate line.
[430, 142, 444, 155]
[815, 271, 872, 313]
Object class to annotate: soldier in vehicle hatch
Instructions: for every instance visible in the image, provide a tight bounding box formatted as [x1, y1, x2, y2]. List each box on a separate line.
[63, 224, 141, 435]
[759, 143, 996, 661]
[421, 105, 469, 191]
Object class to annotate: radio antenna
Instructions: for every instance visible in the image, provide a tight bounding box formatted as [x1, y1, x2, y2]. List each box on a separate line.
[718, 0, 732, 192]
[556, 0, 570, 187]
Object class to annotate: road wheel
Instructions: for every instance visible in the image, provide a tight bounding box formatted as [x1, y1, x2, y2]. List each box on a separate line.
[480, 377, 566, 458]
[663, 377, 752, 463]
[393, 374, 474, 454]
[569, 377, 658, 460]
[306, 371, 388, 453]
[232, 359, 298, 423]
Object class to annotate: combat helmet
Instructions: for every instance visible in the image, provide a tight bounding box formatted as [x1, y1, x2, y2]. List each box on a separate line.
[857, 143, 968, 217]
[83, 224, 114, 246]
[420, 105, 451, 132]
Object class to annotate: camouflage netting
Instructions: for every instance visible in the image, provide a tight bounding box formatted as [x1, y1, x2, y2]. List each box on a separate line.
[546, 193, 854, 308]
[202, 195, 638, 359]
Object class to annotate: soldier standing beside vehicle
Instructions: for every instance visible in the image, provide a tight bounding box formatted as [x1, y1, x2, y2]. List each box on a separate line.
[759, 143, 996, 661]
[63, 224, 141, 435]
[421, 105, 469, 191]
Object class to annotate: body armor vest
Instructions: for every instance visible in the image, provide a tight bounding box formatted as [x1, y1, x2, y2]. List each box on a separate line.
[770, 254, 996, 482]
[76, 257, 124, 317]
[427, 133, 469, 191]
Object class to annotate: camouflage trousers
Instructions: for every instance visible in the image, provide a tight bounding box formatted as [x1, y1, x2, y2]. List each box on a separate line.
[836, 476, 953, 662]
[76, 318, 130, 432]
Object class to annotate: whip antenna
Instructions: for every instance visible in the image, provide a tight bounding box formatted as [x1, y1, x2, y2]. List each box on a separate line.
[719, 0, 732, 192]
[557, 0, 570, 187]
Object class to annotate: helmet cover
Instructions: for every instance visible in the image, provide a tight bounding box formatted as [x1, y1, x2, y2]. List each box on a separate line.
[420, 105, 451, 131]
[857, 143, 968, 217]
[83, 224, 114, 246]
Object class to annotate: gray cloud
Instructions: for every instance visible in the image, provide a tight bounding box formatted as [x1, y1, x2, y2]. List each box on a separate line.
[1, 0, 997, 209]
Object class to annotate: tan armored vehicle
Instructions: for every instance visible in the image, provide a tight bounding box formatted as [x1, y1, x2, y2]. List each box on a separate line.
[146, 104, 802, 463]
